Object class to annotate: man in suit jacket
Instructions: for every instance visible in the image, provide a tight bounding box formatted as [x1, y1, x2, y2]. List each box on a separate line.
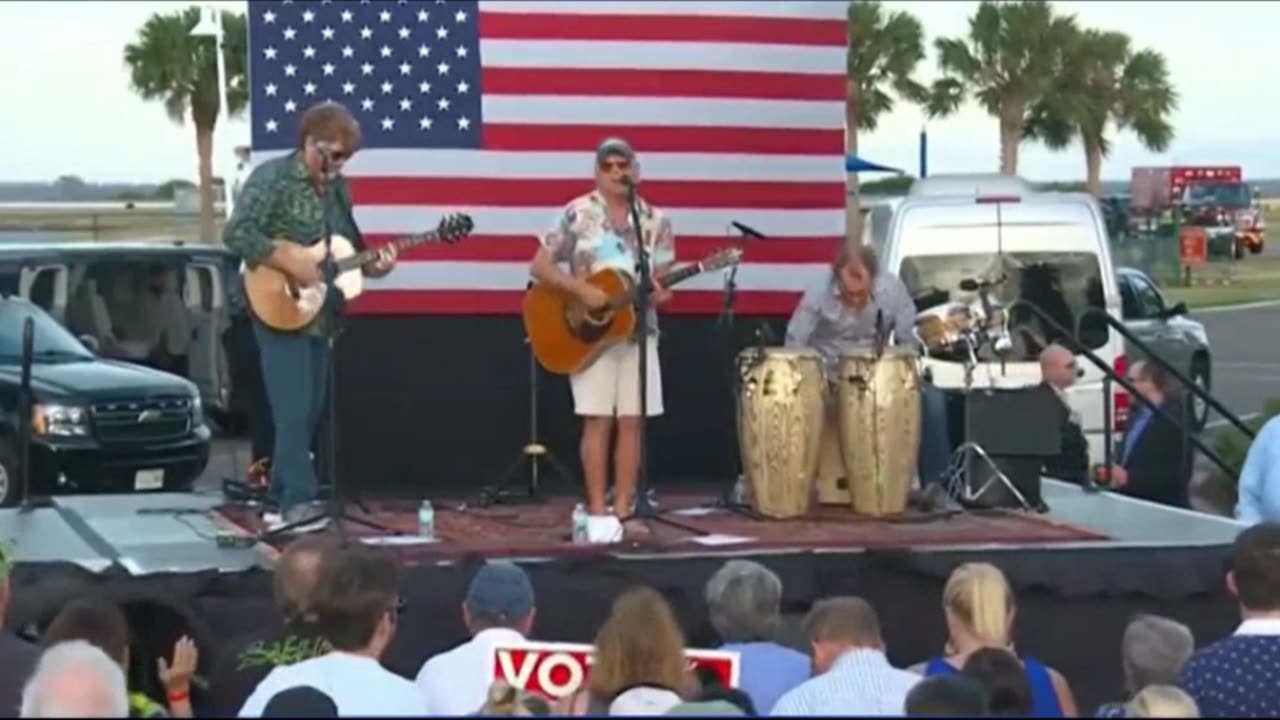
[1102, 360, 1193, 508]
[1038, 344, 1089, 484]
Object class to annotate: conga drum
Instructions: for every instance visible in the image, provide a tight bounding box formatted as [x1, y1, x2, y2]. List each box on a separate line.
[835, 347, 921, 516]
[735, 348, 825, 519]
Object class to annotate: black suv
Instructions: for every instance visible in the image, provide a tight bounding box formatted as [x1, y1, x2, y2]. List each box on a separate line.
[0, 296, 211, 506]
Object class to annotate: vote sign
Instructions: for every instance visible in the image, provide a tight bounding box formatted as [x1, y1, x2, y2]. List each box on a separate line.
[491, 640, 740, 698]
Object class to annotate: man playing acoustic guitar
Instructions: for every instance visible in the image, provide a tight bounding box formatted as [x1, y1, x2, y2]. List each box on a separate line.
[224, 102, 398, 529]
[528, 138, 674, 541]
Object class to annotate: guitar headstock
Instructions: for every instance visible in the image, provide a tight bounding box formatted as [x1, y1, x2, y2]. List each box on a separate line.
[702, 246, 744, 272]
[435, 213, 475, 243]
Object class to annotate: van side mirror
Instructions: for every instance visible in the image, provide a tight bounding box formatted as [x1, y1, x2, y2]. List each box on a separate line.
[78, 335, 100, 353]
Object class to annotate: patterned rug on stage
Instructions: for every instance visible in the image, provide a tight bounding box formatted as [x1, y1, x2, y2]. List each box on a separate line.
[215, 492, 1110, 564]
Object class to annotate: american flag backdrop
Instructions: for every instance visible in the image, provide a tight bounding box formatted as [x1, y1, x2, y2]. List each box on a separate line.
[248, 0, 848, 315]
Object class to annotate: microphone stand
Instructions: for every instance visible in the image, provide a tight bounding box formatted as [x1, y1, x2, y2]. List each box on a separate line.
[618, 179, 705, 539]
[260, 149, 400, 543]
[17, 316, 50, 512]
[710, 237, 762, 520]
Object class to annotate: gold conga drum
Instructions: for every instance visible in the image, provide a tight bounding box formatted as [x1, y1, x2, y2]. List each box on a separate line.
[835, 347, 921, 516]
[736, 348, 825, 519]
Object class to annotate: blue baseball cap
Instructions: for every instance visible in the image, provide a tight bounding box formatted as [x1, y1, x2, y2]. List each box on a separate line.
[465, 561, 534, 622]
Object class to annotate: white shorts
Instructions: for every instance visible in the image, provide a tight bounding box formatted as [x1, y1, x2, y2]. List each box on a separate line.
[570, 340, 664, 417]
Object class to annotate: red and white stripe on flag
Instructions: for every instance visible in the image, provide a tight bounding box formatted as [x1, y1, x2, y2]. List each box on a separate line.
[257, 0, 848, 316]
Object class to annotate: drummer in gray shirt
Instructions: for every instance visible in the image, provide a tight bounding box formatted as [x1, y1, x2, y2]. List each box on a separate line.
[785, 242, 953, 488]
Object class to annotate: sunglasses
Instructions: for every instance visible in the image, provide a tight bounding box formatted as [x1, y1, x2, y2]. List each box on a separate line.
[599, 159, 631, 172]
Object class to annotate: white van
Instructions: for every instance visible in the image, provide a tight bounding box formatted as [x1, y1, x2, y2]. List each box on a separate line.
[881, 174, 1126, 466]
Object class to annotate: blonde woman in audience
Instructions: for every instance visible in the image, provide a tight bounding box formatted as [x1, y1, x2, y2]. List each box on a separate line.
[478, 681, 551, 716]
[1125, 685, 1199, 718]
[910, 562, 1078, 717]
[561, 587, 694, 715]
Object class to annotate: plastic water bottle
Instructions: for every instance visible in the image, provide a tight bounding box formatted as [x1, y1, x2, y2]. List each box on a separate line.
[571, 503, 588, 544]
[417, 500, 435, 540]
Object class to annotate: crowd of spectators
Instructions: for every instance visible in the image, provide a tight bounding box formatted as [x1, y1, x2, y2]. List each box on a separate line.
[2, 523, 1278, 717]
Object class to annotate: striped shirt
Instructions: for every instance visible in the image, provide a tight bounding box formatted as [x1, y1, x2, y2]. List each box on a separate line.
[770, 648, 920, 717]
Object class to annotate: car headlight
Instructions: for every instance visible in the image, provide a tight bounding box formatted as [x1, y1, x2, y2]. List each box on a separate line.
[191, 394, 205, 426]
[32, 404, 90, 437]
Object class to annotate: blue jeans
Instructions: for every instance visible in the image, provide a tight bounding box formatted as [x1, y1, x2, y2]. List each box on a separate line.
[918, 384, 952, 486]
[253, 322, 330, 512]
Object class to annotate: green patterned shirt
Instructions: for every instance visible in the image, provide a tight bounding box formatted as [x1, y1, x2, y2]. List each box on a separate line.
[222, 151, 365, 335]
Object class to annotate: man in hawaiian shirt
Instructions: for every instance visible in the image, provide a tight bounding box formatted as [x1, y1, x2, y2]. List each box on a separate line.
[528, 138, 675, 541]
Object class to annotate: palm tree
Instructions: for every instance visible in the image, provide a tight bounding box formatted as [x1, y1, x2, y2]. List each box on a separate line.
[1024, 29, 1177, 197]
[846, 1, 928, 195]
[124, 7, 248, 244]
[928, 0, 1077, 175]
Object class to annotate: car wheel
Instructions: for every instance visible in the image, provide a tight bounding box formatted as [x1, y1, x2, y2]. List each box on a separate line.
[0, 440, 17, 508]
[1190, 356, 1211, 431]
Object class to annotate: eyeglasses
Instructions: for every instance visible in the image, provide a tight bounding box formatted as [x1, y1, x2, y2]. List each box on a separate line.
[599, 159, 630, 172]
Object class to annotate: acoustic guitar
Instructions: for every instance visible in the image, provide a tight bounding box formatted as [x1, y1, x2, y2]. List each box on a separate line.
[243, 213, 474, 331]
[523, 247, 743, 375]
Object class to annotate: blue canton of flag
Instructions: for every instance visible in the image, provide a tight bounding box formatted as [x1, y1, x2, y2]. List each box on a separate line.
[248, 0, 483, 151]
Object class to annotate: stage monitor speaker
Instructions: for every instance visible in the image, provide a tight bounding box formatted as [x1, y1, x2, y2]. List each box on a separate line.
[962, 385, 1063, 510]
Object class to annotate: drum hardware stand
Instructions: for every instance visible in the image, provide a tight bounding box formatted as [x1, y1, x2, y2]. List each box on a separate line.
[941, 329, 1032, 511]
[259, 148, 402, 543]
[617, 176, 707, 539]
[477, 323, 575, 507]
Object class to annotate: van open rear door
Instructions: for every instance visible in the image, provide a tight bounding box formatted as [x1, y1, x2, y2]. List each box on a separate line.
[19, 264, 69, 322]
[184, 262, 229, 414]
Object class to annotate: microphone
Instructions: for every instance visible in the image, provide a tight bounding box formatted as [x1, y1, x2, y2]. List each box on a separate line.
[731, 221, 767, 239]
[618, 174, 635, 187]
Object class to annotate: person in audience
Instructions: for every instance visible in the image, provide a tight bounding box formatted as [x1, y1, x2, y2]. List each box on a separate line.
[260, 686, 338, 718]
[1236, 414, 1280, 524]
[19, 640, 129, 718]
[1094, 614, 1195, 717]
[665, 697, 748, 716]
[911, 562, 1077, 717]
[690, 666, 757, 715]
[0, 550, 38, 719]
[1099, 360, 1192, 508]
[562, 587, 692, 716]
[903, 674, 989, 717]
[415, 561, 537, 715]
[41, 599, 198, 718]
[961, 648, 1033, 716]
[703, 560, 809, 714]
[1178, 522, 1280, 717]
[237, 542, 426, 716]
[1037, 343, 1089, 484]
[1124, 684, 1199, 718]
[771, 596, 920, 716]
[476, 681, 551, 716]
[208, 535, 338, 715]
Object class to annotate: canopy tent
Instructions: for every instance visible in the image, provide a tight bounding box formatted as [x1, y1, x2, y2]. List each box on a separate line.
[846, 155, 903, 174]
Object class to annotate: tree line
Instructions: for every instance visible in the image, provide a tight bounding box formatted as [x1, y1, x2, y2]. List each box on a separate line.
[120, 2, 1175, 242]
[849, 0, 1176, 197]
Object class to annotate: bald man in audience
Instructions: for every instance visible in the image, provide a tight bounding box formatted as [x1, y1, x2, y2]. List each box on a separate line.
[1038, 343, 1089, 485]
[208, 535, 339, 715]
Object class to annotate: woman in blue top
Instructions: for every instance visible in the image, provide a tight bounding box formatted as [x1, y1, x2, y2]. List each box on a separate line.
[909, 563, 1078, 717]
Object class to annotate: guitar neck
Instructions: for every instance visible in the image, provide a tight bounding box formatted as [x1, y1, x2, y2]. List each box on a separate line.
[606, 261, 706, 311]
[333, 231, 439, 273]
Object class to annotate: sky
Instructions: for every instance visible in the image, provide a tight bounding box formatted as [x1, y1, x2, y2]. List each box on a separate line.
[1, 0, 1276, 185]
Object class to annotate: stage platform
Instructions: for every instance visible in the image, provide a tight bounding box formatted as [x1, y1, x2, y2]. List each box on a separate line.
[0, 480, 1247, 713]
